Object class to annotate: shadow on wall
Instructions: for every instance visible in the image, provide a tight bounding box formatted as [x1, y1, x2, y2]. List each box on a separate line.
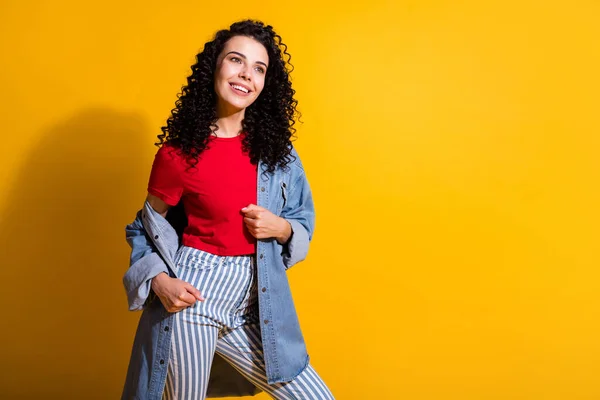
[0, 108, 155, 399]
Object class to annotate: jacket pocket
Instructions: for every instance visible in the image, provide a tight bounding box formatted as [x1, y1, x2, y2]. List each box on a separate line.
[276, 180, 288, 216]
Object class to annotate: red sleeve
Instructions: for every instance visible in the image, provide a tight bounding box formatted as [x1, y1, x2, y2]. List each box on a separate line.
[147, 144, 185, 206]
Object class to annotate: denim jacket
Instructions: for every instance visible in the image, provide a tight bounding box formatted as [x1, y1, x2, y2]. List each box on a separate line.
[121, 148, 315, 399]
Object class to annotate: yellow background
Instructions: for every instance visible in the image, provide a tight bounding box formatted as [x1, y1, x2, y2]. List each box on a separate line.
[1, 0, 599, 398]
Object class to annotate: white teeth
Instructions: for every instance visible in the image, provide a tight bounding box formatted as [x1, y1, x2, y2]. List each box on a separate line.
[231, 84, 249, 93]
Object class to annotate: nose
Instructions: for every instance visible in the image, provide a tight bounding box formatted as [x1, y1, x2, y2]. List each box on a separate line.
[239, 65, 252, 81]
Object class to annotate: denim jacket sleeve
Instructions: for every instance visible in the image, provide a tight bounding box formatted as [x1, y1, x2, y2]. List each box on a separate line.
[122, 209, 168, 311]
[281, 167, 316, 269]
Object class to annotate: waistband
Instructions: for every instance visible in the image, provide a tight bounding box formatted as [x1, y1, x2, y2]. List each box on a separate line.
[175, 245, 255, 269]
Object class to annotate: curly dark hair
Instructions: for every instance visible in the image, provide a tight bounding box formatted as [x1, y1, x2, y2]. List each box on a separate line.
[156, 19, 301, 174]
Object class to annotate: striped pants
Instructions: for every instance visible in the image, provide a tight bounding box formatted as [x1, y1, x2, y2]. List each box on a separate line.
[162, 245, 334, 400]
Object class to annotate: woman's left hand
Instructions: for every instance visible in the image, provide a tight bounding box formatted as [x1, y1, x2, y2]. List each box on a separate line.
[241, 204, 292, 244]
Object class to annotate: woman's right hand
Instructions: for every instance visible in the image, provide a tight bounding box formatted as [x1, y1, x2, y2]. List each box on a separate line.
[151, 272, 205, 313]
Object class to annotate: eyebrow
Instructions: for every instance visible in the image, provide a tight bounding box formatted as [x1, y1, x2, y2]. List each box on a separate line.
[225, 51, 268, 68]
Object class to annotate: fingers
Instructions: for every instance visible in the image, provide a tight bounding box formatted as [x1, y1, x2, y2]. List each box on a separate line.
[177, 291, 197, 306]
[244, 217, 262, 228]
[241, 204, 267, 219]
[243, 218, 260, 237]
[241, 203, 261, 212]
[185, 283, 205, 301]
[162, 280, 207, 312]
[163, 291, 195, 313]
[242, 209, 260, 219]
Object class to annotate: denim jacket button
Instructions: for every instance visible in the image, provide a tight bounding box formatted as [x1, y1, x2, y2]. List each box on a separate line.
[264, 319, 269, 324]
[261, 287, 266, 292]
[154, 235, 159, 239]
[164, 326, 169, 331]
[259, 254, 264, 259]
[260, 187, 265, 192]
[159, 359, 165, 365]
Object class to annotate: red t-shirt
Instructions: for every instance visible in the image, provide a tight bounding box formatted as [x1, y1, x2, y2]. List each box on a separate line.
[147, 134, 257, 256]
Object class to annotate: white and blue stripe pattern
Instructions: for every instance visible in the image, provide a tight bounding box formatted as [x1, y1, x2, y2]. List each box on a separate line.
[162, 245, 334, 400]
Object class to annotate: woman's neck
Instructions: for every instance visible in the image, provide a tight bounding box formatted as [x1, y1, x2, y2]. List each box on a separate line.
[215, 105, 245, 138]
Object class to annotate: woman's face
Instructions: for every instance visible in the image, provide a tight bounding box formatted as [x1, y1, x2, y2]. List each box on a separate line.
[214, 35, 269, 115]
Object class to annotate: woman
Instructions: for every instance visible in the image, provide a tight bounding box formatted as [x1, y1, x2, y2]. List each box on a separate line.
[121, 20, 334, 400]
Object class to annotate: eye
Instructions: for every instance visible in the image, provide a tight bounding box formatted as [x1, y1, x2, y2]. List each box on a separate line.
[230, 56, 242, 63]
[255, 66, 265, 74]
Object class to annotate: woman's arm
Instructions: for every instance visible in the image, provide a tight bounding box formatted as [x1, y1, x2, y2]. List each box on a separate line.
[147, 193, 171, 217]
[123, 197, 170, 311]
[280, 169, 315, 269]
[123, 194, 203, 312]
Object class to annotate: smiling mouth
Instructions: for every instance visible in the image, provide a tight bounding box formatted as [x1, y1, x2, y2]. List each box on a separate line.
[230, 83, 251, 94]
